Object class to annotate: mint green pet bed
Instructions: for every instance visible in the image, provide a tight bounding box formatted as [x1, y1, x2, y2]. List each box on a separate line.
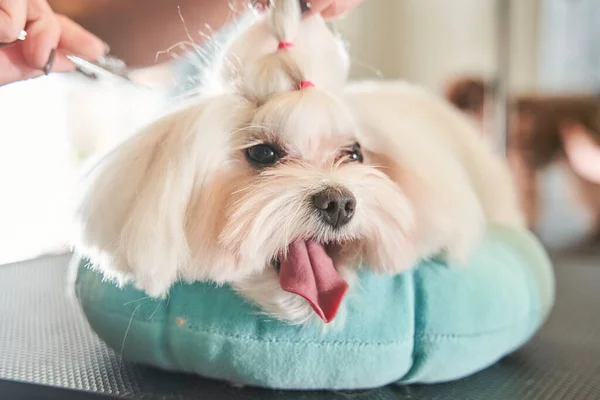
[75, 224, 554, 390]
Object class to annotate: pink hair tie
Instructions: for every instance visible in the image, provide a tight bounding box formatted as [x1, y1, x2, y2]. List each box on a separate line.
[299, 80, 315, 89]
[278, 42, 294, 50]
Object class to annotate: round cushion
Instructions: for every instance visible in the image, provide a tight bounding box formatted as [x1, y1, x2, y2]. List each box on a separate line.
[75, 224, 554, 390]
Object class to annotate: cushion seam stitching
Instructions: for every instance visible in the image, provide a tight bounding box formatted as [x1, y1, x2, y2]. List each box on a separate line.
[81, 301, 548, 346]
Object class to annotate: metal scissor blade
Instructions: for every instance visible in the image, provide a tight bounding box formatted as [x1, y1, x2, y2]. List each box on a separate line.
[67, 54, 148, 89]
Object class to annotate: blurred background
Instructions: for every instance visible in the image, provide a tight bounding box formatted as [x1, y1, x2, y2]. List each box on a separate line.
[0, 0, 599, 265]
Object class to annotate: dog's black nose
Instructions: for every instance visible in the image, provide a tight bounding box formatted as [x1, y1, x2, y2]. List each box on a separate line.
[313, 187, 356, 228]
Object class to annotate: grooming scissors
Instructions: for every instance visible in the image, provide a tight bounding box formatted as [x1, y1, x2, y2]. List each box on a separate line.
[65, 54, 143, 88]
[0, 29, 141, 87]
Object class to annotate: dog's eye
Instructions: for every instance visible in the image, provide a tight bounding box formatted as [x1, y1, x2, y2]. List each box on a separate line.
[246, 144, 279, 166]
[344, 142, 363, 163]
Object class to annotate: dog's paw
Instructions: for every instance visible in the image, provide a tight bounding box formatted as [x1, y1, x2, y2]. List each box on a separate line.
[443, 227, 482, 268]
[234, 272, 316, 325]
[133, 276, 172, 299]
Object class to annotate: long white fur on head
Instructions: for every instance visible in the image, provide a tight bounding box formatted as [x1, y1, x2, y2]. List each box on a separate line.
[269, 0, 302, 43]
[72, 94, 253, 297]
[251, 88, 357, 160]
[218, 1, 349, 99]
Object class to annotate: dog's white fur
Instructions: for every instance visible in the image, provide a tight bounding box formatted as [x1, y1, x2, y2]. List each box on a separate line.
[71, 1, 523, 325]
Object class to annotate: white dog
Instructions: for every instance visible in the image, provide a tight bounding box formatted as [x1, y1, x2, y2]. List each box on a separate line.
[72, 1, 523, 326]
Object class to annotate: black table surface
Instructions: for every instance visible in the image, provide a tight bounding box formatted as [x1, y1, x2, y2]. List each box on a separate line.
[1, 247, 599, 400]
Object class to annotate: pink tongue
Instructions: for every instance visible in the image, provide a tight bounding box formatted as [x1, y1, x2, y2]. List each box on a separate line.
[279, 240, 349, 323]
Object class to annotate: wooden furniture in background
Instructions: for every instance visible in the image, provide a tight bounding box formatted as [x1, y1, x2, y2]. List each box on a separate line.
[446, 77, 600, 237]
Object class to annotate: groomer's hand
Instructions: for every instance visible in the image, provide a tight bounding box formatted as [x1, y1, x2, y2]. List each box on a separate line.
[305, 0, 366, 19]
[0, 0, 106, 86]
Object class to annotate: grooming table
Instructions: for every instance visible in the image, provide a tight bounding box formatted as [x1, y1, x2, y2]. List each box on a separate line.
[0, 250, 599, 400]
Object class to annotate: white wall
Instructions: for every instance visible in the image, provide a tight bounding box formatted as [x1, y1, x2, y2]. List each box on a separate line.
[538, 0, 600, 91]
[335, 0, 540, 93]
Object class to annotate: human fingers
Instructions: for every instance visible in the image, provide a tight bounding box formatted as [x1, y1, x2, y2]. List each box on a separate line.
[0, 0, 26, 43]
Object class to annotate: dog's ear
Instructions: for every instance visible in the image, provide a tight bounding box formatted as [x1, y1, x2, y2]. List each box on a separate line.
[72, 96, 248, 297]
[344, 82, 487, 268]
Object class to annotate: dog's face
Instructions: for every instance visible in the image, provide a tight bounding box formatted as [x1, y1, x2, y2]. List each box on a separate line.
[74, 5, 423, 325]
[179, 89, 416, 322]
